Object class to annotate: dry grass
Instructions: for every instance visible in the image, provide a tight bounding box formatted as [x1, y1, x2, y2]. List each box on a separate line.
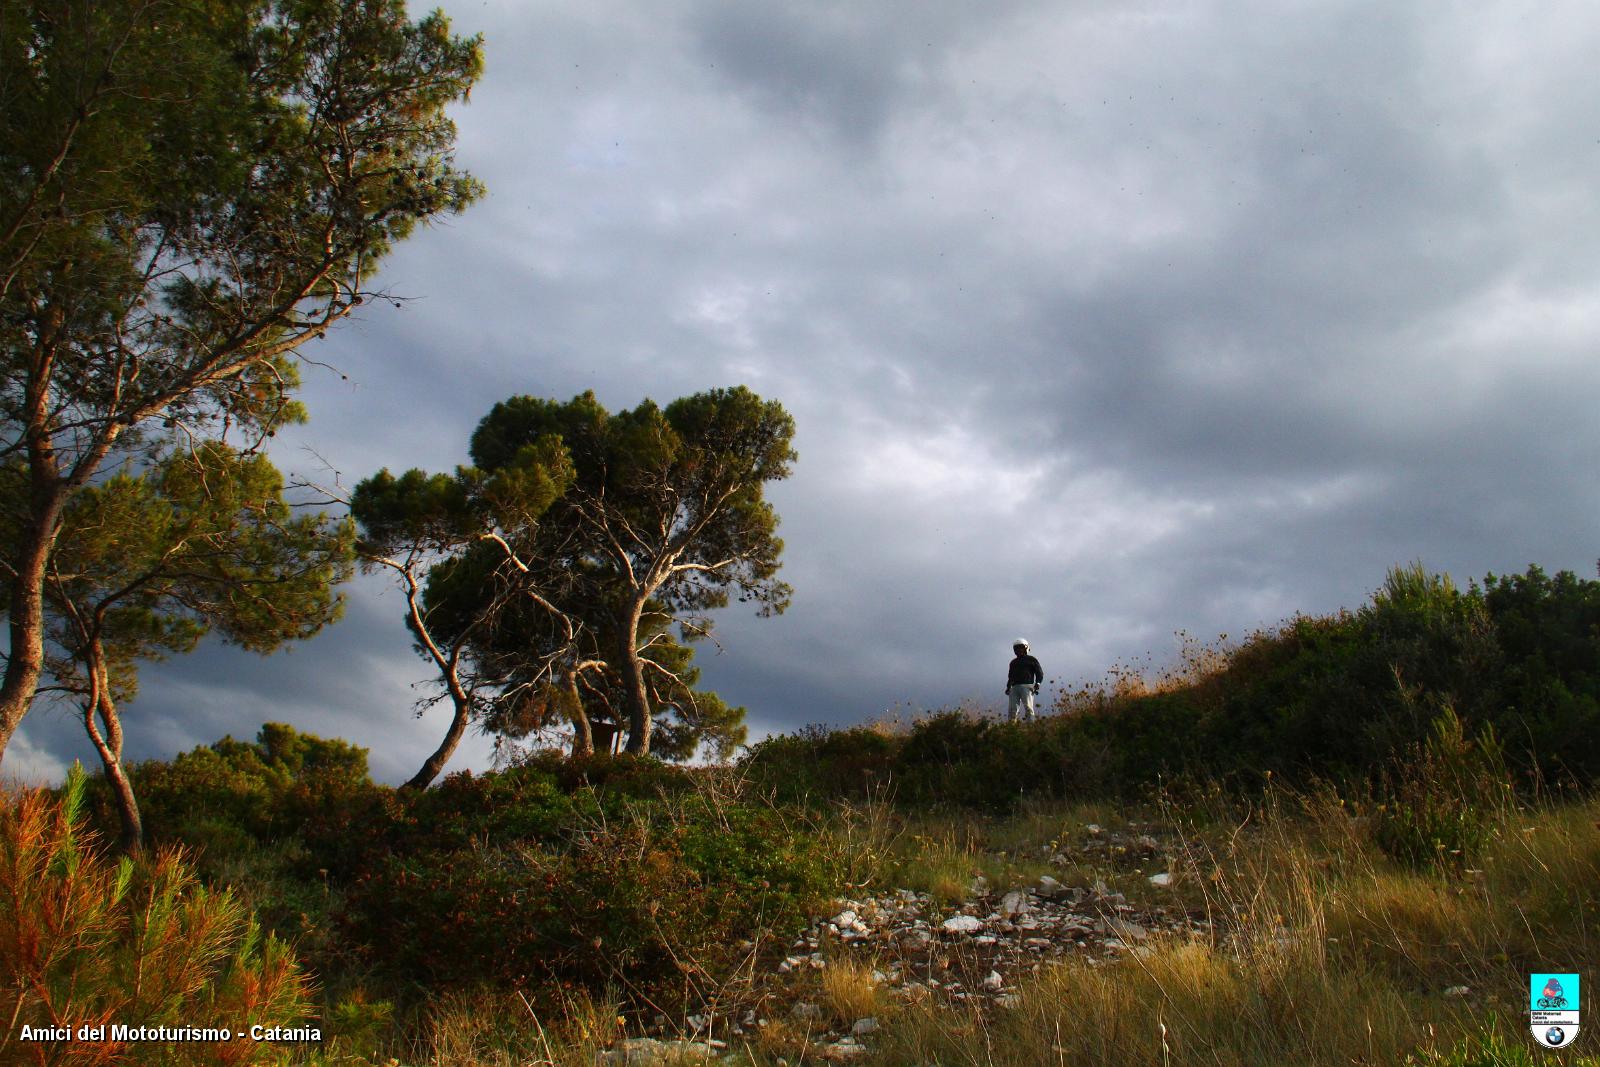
[866, 788, 1600, 1067]
[1322, 868, 1487, 984]
[879, 798, 1135, 905]
[879, 938, 1424, 1067]
[413, 987, 625, 1067]
[818, 955, 883, 1028]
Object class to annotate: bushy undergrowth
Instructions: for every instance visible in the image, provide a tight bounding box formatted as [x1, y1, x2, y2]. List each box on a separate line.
[1, 767, 313, 1066]
[1371, 705, 1515, 869]
[341, 776, 838, 1006]
[87, 730, 844, 1030]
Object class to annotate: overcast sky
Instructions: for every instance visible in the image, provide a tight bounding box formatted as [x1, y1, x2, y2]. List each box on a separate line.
[13, 0, 1600, 785]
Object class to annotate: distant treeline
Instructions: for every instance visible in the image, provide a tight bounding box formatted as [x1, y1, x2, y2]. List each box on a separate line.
[743, 562, 1600, 811]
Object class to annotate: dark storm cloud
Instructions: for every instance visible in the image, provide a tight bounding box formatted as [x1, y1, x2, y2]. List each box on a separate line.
[690, 5, 901, 148]
[18, 0, 1600, 783]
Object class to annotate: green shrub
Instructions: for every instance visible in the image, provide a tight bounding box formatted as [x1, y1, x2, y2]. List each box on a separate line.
[122, 722, 373, 863]
[398, 764, 584, 850]
[338, 777, 841, 1007]
[510, 750, 699, 797]
[0, 766, 313, 1067]
[1483, 565, 1600, 784]
[742, 725, 897, 804]
[1373, 706, 1515, 869]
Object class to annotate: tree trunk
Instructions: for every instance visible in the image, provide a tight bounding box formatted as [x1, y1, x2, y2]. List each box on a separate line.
[0, 503, 65, 772]
[566, 668, 594, 758]
[619, 597, 652, 754]
[402, 685, 472, 791]
[396, 564, 474, 792]
[81, 645, 143, 854]
[86, 710, 143, 855]
[0, 336, 70, 773]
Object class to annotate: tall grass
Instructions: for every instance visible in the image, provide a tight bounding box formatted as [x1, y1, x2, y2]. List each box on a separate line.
[868, 784, 1600, 1067]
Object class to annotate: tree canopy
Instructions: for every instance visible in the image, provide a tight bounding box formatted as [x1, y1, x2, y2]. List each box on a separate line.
[0, 0, 483, 769]
[351, 434, 582, 787]
[7, 441, 354, 848]
[357, 386, 794, 769]
[472, 386, 794, 755]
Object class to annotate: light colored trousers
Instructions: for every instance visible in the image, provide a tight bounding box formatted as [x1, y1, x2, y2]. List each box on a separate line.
[1007, 684, 1037, 722]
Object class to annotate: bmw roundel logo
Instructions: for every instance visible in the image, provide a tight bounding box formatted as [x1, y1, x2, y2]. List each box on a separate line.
[1545, 1026, 1566, 1046]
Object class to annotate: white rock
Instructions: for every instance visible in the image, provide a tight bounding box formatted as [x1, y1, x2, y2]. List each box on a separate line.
[1444, 986, 1471, 997]
[941, 915, 984, 934]
[832, 909, 859, 928]
[1086, 823, 1103, 834]
[822, 1042, 868, 1061]
[686, 1015, 709, 1033]
[1148, 872, 1172, 887]
[852, 1017, 880, 1035]
[983, 970, 1004, 992]
[602, 1039, 721, 1066]
[1036, 875, 1066, 898]
[791, 1002, 823, 1022]
[1000, 890, 1030, 916]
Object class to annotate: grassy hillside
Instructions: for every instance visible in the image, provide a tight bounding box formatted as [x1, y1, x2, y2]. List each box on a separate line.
[5, 561, 1599, 1064]
[746, 563, 1600, 812]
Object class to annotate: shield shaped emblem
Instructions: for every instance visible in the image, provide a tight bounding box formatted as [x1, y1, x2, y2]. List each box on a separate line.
[1529, 973, 1580, 1049]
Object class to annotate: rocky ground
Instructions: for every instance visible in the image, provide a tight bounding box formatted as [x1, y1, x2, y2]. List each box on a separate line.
[604, 822, 1214, 1065]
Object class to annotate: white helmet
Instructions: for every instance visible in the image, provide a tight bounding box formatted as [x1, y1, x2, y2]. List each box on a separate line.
[1013, 637, 1030, 649]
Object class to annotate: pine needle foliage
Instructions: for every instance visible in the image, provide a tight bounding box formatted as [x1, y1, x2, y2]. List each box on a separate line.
[0, 765, 312, 1066]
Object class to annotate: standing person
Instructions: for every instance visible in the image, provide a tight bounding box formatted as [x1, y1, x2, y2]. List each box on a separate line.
[1006, 639, 1044, 722]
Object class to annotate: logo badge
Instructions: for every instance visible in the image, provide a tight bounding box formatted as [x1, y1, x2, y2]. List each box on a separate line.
[1530, 973, 1580, 1048]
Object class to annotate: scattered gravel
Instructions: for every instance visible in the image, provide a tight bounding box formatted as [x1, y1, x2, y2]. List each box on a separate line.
[617, 823, 1210, 1063]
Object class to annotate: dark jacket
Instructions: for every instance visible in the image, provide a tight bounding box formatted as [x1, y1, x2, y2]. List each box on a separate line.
[1006, 653, 1043, 689]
